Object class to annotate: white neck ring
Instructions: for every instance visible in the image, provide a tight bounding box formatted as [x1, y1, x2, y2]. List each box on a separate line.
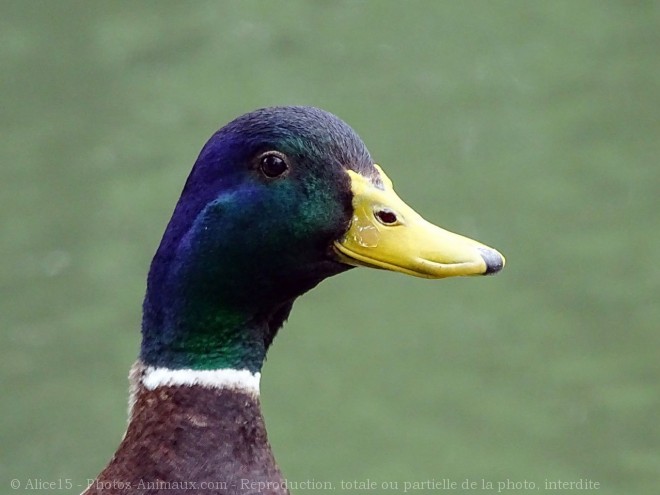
[140, 365, 261, 395]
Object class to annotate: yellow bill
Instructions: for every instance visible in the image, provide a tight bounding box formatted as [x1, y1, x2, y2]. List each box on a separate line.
[333, 165, 505, 279]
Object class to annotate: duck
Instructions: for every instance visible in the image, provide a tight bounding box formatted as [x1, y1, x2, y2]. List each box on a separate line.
[83, 106, 504, 495]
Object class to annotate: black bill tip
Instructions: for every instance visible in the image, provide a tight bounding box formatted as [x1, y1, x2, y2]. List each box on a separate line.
[478, 247, 505, 275]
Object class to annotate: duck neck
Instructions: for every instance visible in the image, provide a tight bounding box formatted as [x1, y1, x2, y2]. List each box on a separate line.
[141, 306, 267, 373]
[140, 215, 303, 372]
[141, 267, 295, 372]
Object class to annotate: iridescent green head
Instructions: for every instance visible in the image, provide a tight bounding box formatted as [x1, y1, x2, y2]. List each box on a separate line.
[141, 106, 504, 372]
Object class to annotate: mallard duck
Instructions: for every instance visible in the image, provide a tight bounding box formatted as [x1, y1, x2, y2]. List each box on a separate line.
[83, 106, 504, 495]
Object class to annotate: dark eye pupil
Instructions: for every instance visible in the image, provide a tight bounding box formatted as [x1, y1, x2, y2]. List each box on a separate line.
[261, 155, 288, 177]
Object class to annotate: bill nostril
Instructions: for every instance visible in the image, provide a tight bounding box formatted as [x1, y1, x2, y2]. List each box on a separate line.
[375, 208, 398, 225]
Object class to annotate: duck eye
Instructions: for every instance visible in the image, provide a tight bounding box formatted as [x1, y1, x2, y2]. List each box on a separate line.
[259, 153, 288, 178]
[375, 208, 399, 225]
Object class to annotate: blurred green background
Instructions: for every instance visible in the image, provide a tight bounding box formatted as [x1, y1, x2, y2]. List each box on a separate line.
[2, 1, 658, 494]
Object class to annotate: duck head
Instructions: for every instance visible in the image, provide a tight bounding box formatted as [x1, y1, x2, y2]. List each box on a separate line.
[141, 107, 504, 373]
